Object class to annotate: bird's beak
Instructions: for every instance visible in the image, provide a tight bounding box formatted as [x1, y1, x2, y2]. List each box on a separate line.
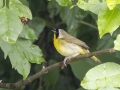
[51, 28, 56, 33]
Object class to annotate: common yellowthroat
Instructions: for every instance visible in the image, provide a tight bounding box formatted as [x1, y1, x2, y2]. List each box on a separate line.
[52, 28, 101, 66]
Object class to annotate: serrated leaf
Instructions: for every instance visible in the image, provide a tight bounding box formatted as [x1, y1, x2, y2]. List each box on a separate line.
[0, 6, 23, 43]
[114, 34, 120, 50]
[9, 51, 30, 80]
[81, 62, 120, 89]
[0, 38, 45, 79]
[98, 5, 120, 38]
[9, 0, 32, 19]
[56, 0, 72, 6]
[20, 25, 37, 39]
[106, 0, 120, 10]
[14, 39, 45, 64]
[77, 0, 103, 14]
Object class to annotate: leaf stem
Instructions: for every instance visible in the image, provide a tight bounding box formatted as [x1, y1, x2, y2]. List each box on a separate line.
[79, 20, 98, 30]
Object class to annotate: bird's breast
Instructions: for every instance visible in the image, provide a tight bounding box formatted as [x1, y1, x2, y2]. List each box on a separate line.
[54, 38, 83, 57]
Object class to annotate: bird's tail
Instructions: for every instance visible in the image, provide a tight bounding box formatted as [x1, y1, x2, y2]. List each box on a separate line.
[91, 56, 101, 63]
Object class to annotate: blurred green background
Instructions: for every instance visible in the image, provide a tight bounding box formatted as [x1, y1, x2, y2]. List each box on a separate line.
[0, 0, 120, 90]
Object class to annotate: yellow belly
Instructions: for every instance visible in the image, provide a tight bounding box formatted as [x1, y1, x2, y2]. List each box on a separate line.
[53, 37, 84, 57]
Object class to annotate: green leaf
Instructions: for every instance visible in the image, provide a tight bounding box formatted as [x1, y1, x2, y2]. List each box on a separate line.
[98, 5, 120, 38]
[77, 0, 104, 14]
[9, 0, 32, 19]
[56, 0, 72, 6]
[0, 39, 12, 59]
[20, 25, 37, 39]
[106, 0, 120, 10]
[114, 34, 120, 50]
[28, 17, 46, 38]
[9, 51, 31, 80]
[0, 39, 45, 79]
[0, 6, 23, 43]
[81, 62, 120, 89]
[13, 39, 45, 64]
[0, 0, 3, 9]
[99, 86, 120, 90]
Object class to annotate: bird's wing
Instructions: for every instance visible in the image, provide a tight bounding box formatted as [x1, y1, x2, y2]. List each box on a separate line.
[61, 35, 89, 49]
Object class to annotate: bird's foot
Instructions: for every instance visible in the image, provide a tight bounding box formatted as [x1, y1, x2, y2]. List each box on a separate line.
[61, 56, 71, 69]
[63, 56, 71, 66]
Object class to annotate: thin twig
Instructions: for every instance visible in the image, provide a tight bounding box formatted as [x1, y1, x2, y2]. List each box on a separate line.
[0, 48, 115, 89]
[79, 21, 98, 30]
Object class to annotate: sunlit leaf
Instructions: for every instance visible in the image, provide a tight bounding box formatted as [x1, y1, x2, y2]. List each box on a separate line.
[77, 0, 104, 14]
[56, 0, 72, 6]
[99, 86, 120, 90]
[0, 39, 12, 59]
[13, 39, 45, 64]
[9, 50, 31, 80]
[0, 39, 45, 79]
[9, 0, 32, 19]
[98, 5, 120, 38]
[0, 6, 23, 43]
[20, 25, 37, 39]
[81, 62, 120, 89]
[106, 0, 120, 10]
[114, 34, 120, 50]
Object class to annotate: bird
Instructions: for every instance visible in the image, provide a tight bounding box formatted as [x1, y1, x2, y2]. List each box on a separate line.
[52, 28, 101, 67]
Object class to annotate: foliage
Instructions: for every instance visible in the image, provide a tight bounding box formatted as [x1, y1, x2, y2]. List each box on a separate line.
[0, 0, 45, 79]
[1, 0, 120, 90]
[55, 0, 120, 90]
[81, 62, 120, 89]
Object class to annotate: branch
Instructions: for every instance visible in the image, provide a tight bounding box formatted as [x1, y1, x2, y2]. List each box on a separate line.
[0, 48, 115, 89]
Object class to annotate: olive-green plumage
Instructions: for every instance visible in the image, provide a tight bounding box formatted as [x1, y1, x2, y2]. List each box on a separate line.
[52, 28, 101, 66]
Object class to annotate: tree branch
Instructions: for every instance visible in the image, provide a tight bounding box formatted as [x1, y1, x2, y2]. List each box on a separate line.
[0, 48, 115, 89]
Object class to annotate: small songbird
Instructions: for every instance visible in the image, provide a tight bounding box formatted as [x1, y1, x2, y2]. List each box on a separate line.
[52, 28, 101, 67]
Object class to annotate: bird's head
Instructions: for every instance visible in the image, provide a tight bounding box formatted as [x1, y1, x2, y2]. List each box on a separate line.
[52, 28, 67, 38]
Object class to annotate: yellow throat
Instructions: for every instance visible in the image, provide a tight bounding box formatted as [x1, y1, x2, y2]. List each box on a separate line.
[53, 33, 84, 57]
